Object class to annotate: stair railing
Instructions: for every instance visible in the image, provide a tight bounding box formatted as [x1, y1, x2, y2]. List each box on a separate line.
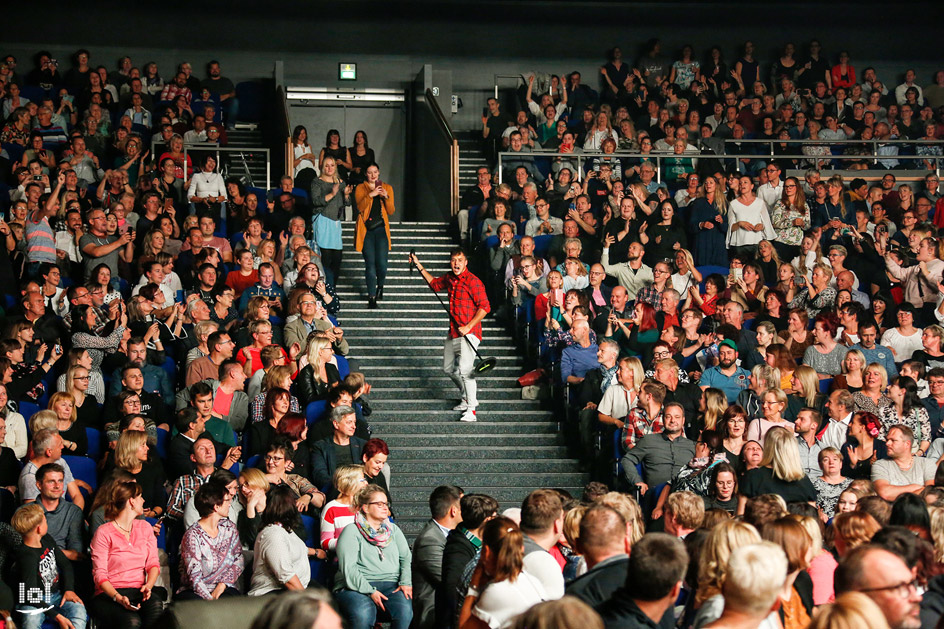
[182, 145, 271, 190]
[424, 88, 460, 216]
[277, 86, 292, 181]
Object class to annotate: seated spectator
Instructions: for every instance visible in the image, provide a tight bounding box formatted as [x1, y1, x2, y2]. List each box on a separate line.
[593, 533, 688, 628]
[881, 376, 932, 452]
[248, 485, 312, 595]
[334, 484, 413, 629]
[11, 503, 88, 629]
[320, 464, 364, 553]
[89, 480, 163, 628]
[699, 340, 750, 403]
[621, 402, 695, 496]
[177, 480, 244, 600]
[33, 462, 85, 561]
[835, 544, 922, 629]
[111, 430, 165, 518]
[871, 424, 936, 500]
[803, 313, 848, 377]
[297, 337, 341, 406]
[700, 542, 790, 629]
[746, 389, 794, 445]
[458, 516, 547, 629]
[19, 429, 84, 509]
[311, 406, 366, 494]
[738, 427, 816, 512]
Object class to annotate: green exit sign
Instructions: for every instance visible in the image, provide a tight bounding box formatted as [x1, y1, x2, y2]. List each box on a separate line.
[339, 63, 357, 80]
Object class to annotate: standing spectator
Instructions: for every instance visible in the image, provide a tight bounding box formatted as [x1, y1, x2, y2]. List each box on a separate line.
[355, 164, 395, 308]
[202, 61, 238, 129]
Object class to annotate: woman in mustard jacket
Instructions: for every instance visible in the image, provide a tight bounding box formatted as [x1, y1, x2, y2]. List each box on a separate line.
[354, 164, 395, 308]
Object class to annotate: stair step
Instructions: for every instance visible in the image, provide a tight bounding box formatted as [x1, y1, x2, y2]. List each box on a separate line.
[380, 434, 561, 447]
[367, 421, 557, 435]
[394, 487, 585, 507]
[372, 399, 539, 410]
[356, 357, 523, 366]
[387, 471, 587, 485]
[391, 459, 580, 473]
[392, 446, 569, 459]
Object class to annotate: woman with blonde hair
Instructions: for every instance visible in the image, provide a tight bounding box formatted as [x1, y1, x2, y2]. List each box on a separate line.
[50, 391, 86, 456]
[693, 520, 762, 614]
[688, 174, 728, 267]
[785, 365, 823, 421]
[113, 430, 166, 519]
[599, 491, 645, 546]
[779, 308, 813, 363]
[320, 464, 367, 553]
[701, 388, 727, 432]
[235, 467, 270, 549]
[746, 388, 793, 445]
[737, 364, 780, 420]
[833, 348, 866, 392]
[63, 363, 102, 430]
[831, 511, 881, 557]
[739, 426, 815, 514]
[794, 262, 836, 319]
[459, 516, 547, 629]
[929, 506, 944, 564]
[297, 337, 340, 406]
[807, 592, 890, 629]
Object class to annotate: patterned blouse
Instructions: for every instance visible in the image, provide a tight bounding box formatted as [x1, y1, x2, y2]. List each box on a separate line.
[770, 200, 812, 247]
[179, 518, 244, 599]
[813, 477, 852, 519]
[879, 405, 933, 450]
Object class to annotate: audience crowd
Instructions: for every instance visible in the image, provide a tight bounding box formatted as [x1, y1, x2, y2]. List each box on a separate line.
[0, 39, 944, 629]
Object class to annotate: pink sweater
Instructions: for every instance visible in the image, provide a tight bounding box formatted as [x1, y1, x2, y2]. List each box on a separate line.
[91, 519, 159, 594]
[808, 550, 838, 605]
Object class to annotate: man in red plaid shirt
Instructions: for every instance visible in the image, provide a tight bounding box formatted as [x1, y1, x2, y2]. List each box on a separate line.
[410, 248, 490, 422]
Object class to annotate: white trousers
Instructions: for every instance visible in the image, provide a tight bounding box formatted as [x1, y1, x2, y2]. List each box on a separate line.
[444, 334, 479, 407]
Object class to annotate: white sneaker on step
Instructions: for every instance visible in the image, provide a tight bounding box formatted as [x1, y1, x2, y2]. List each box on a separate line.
[453, 401, 469, 412]
[459, 408, 477, 422]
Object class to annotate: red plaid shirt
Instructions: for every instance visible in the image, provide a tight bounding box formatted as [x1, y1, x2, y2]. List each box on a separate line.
[621, 406, 664, 451]
[430, 269, 491, 340]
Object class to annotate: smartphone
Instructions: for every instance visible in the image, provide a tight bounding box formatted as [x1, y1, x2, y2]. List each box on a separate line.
[553, 289, 564, 304]
[732, 268, 743, 281]
[54, 344, 61, 354]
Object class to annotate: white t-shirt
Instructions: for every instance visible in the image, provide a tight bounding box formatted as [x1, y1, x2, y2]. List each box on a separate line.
[598, 384, 636, 420]
[470, 571, 547, 629]
[294, 143, 318, 176]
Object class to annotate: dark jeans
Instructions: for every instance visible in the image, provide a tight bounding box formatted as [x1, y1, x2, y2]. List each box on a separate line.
[362, 227, 389, 298]
[335, 581, 413, 629]
[90, 587, 165, 629]
[321, 248, 343, 286]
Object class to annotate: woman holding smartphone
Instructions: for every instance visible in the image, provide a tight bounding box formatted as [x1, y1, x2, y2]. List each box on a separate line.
[354, 164, 395, 309]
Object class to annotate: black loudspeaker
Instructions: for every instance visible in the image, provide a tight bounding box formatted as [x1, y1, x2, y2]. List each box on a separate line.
[157, 593, 277, 629]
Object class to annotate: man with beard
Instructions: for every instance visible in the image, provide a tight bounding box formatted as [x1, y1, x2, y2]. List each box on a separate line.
[601, 240, 652, 301]
[201, 60, 238, 129]
[698, 340, 750, 403]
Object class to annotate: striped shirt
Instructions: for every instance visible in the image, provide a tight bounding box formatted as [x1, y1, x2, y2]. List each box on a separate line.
[319, 499, 356, 551]
[25, 209, 57, 263]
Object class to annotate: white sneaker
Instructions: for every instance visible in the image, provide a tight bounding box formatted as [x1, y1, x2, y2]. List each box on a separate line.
[453, 400, 469, 412]
[459, 408, 477, 422]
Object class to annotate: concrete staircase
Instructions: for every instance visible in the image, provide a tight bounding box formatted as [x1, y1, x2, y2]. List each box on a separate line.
[458, 131, 489, 190]
[224, 126, 271, 188]
[335, 222, 587, 539]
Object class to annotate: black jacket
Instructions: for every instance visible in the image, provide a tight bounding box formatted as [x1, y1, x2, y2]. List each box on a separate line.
[594, 591, 674, 629]
[436, 530, 477, 629]
[566, 555, 629, 607]
[295, 363, 341, 407]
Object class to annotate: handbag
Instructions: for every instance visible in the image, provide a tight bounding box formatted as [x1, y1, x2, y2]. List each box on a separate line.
[517, 368, 547, 387]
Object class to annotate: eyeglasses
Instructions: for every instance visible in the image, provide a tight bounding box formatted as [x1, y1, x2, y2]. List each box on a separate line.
[264, 455, 284, 463]
[859, 579, 918, 598]
[368, 501, 390, 508]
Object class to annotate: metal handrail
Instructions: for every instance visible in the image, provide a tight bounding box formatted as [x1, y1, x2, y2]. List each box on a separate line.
[182, 145, 271, 190]
[277, 86, 292, 182]
[423, 88, 460, 216]
[493, 74, 524, 99]
[496, 149, 941, 185]
[425, 88, 454, 144]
